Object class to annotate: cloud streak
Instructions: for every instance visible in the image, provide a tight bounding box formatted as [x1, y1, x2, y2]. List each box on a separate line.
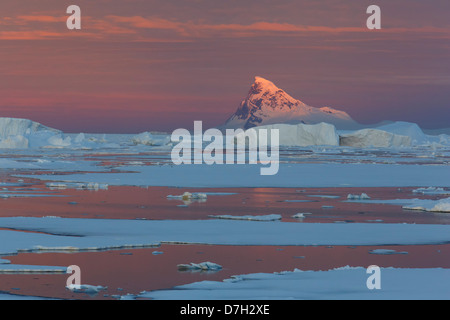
[1, 13, 450, 41]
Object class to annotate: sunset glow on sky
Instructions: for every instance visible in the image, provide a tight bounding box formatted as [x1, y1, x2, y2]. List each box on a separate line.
[1, 0, 449, 132]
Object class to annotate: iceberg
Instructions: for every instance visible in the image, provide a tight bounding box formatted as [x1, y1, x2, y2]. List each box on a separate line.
[376, 122, 428, 145]
[347, 193, 371, 200]
[339, 128, 412, 148]
[131, 132, 170, 146]
[0, 117, 60, 138]
[235, 122, 339, 147]
[0, 117, 74, 149]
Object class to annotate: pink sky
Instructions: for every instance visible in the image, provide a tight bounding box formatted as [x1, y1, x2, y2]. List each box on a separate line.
[0, 0, 449, 132]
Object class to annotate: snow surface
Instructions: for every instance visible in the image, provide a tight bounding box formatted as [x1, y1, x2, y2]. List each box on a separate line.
[133, 267, 450, 300]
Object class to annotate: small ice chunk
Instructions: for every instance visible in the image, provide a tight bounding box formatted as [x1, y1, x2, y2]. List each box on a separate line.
[412, 187, 450, 195]
[66, 284, 107, 294]
[208, 214, 281, 221]
[369, 249, 408, 255]
[347, 193, 371, 200]
[167, 192, 207, 201]
[292, 213, 312, 219]
[177, 262, 222, 271]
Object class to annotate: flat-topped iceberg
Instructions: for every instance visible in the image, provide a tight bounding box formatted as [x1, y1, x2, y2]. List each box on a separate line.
[340, 128, 412, 148]
[235, 122, 339, 147]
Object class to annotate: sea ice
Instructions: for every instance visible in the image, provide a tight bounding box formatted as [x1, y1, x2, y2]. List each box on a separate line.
[66, 284, 107, 294]
[347, 193, 371, 200]
[412, 187, 450, 195]
[368, 249, 408, 255]
[132, 267, 450, 300]
[208, 214, 282, 221]
[403, 197, 450, 213]
[177, 262, 222, 271]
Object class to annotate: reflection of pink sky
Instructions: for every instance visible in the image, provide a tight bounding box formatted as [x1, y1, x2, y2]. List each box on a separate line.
[1, 1, 449, 132]
[1, 178, 450, 299]
[2, 181, 450, 225]
[3, 244, 450, 300]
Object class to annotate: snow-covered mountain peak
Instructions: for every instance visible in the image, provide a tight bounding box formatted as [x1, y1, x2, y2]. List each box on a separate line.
[224, 77, 358, 130]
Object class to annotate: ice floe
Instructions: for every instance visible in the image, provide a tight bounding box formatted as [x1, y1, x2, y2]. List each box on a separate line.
[0, 217, 449, 258]
[345, 196, 450, 213]
[167, 192, 208, 201]
[347, 193, 371, 200]
[403, 197, 450, 213]
[208, 214, 282, 221]
[66, 284, 107, 294]
[292, 213, 312, 219]
[368, 249, 408, 255]
[20, 162, 450, 188]
[131, 267, 450, 300]
[412, 187, 450, 195]
[46, 182, 108, 191]
[0, 264, 67, 274]
[177, 262, 222, 272]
